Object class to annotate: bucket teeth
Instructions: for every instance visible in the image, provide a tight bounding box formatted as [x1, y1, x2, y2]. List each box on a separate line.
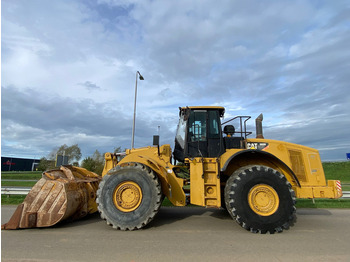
[2, 166, 101, 230]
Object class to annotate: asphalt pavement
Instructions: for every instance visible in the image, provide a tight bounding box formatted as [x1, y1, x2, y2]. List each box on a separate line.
[2, 205, 350, 262]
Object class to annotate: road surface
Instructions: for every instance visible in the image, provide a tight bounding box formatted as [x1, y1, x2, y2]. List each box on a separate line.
[2, 206, 350, 261]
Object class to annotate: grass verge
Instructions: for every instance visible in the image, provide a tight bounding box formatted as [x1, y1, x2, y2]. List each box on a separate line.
[1, 171, 42, 180]
[341, 184, 350, 191]
[1, 181, 38, 187]
[323, 161, 350, 181]
[1, 195, 26, 205]
[296, 199, 350, 208]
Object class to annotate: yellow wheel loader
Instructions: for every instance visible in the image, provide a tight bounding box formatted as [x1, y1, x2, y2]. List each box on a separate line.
[2, 106, 343, 233]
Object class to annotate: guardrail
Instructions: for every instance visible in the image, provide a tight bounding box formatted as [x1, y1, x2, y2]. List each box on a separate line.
[1, 187, 350, 198]
[342, 191, 350, 198]
[2, 187, 31, 195]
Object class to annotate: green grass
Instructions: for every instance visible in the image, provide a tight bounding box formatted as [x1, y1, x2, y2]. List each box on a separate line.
[1, 171, 42, 180]
[1, 195, 26, 205]
[1, 181, 38, 187]
[296, 199, 350, 208]
[1, 171, 42, 205]
[323, 161, 350, 191]
[162, 197, 174, 207]
[322, 161, 350, 191]
[323, 161, 350, 182]
[341, 184, 350, 191]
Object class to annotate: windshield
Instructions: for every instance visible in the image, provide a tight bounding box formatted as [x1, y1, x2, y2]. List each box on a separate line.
[175, 113, 187, 149]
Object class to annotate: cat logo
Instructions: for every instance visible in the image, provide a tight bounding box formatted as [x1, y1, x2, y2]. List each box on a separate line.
[247, 142, 269, 151]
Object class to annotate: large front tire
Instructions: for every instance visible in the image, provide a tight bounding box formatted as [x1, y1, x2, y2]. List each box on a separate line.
[96, 163, 162, 230]
[224, 165, 296, 234]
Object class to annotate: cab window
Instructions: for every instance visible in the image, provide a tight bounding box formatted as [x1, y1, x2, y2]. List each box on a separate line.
[188, 111, 207, 142]
[208, 110, 220, 138]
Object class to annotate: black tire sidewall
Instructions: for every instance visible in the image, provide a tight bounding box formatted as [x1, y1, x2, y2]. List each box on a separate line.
[225, 165, 295, 232]
[98, 165, 160, 229]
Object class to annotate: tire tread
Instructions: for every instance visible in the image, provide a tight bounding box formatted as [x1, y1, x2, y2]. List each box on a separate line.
[224, 165, 296, 234]
[96, 163, 162, 231]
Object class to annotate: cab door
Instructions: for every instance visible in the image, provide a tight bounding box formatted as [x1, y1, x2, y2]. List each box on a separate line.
[187, 110, 209, 157]
[186, 109, 224, 158]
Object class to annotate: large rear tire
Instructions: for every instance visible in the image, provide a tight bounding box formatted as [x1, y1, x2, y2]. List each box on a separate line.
[224, 165, 296, 234]
[96, 163, 162, 230]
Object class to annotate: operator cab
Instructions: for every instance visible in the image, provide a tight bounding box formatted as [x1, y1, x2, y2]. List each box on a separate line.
[173, 106, 251, 162]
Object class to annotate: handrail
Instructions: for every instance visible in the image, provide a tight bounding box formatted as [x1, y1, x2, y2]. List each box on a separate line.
[222, 116, 252, 139]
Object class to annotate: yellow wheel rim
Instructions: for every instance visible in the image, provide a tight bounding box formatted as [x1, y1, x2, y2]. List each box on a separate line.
[248, 184, 279, 216]
[113, 181, 142, 212]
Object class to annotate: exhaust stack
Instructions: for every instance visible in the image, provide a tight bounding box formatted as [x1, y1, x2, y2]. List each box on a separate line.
[255, 113, 264, 139]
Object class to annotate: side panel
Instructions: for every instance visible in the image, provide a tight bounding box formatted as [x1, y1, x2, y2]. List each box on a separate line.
[188, 158, 221, 208]
[188, 158, 204, 206]
[287, 148, 327, 186]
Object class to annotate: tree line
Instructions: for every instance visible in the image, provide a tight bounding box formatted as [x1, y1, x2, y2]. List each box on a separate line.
[37, 144, 123, 175]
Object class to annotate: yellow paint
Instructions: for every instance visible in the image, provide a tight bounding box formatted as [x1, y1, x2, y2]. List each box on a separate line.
[102, 152, 118, 176]
[248, 184, 279, 216]
[102, 138, 341, 209]
[187, 158, 221, 207]
[113, 181, 142, 212]
[294, 180, 343, 199]
[219, 138, 341, 199]
[104, 145, 186, 206]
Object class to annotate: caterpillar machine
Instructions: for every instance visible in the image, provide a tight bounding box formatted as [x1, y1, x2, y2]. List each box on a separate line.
[2, 106, 343, 233]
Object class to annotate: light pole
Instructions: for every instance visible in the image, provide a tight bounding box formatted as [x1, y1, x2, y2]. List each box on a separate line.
[131, 71, 144, 149]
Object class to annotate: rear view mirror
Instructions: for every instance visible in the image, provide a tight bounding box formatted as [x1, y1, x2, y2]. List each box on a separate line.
[153, 135, 160, 146]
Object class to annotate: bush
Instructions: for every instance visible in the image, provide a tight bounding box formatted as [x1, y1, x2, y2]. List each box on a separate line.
[81, 150, 104, 175]
[37, 157, 55, 171]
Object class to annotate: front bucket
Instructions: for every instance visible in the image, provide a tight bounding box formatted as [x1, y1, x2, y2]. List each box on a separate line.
[2, 166, 101, 230]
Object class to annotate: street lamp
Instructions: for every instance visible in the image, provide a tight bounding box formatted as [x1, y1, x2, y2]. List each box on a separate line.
[131, 71, 144, 149]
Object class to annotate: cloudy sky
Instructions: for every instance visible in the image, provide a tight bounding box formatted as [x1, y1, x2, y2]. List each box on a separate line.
[2, 0, 350, 161]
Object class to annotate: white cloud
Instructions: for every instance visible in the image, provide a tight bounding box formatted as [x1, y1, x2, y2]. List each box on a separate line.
[2, 0, 350, 161]
[289, 27, 344, 58]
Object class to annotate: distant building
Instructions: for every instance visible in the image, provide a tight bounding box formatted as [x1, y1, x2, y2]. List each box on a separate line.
[1, 157, 40, 171]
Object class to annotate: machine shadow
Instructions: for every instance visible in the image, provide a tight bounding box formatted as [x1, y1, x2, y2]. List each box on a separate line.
[51, 206, 232, 230]
[52, 212, 103, 229]
[148, 206, 232, 229]
[296, 208, 332, 216]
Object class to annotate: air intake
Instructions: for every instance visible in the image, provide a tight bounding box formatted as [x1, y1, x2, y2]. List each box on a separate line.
[255, 113, 264, 139]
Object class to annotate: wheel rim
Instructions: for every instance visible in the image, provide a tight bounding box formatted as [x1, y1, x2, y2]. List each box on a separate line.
[113, 181, 142, 212]
[248, 184, 279, 216]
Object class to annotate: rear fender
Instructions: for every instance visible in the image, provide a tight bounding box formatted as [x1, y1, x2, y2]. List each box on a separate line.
[221, 150, 301, 187]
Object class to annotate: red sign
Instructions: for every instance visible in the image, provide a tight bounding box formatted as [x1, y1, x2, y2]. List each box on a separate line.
[3, 160, 15, 166]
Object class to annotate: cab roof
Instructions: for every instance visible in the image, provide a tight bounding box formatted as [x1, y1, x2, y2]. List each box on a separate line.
[180, 106, 225, 117]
